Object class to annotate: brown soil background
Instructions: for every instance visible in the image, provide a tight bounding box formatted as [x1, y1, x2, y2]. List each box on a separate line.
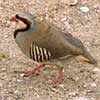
[0, 0, 100, 100]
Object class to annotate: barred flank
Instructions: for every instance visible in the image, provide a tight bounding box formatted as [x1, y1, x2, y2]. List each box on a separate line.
[30, 43, 51, 62]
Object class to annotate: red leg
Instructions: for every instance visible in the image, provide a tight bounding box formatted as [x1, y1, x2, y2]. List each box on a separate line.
[17, 63, 63, 83]
[53, 66, 63, 84]
[24, 64, 44, 77]
[57, 67, 63, 82]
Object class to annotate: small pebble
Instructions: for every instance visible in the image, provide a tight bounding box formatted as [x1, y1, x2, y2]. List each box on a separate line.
[71, 97, 90, 100]
[45, 14, 49, 20]
[90, 82, 97, 87]
[0, 53, 6, 60]
[73, 76, 79, 82]
[68, 0, 78, 6]
[14, 90, 19, 94]
[68, 92, 77, 96]
[53, 17, 57, 21]
[17, 79, 22, 83]
[80, 6, 90, 12]
[1, 68, 6, 71]
[4, 34, 8, 38]
[6, 20, 11, 25]
[61, 17, 67, 22]
[29, 86, 33, 89]
[20, 73, 25, 77]
[59, 84, 64, 88]
[92, 67, 100, 73]
[64, 21, 71, 29]
[0, 83, 3, 87]
[45, 7, 48, 11]
[40, 16, 43, 21]
[62, 69, 65, 73]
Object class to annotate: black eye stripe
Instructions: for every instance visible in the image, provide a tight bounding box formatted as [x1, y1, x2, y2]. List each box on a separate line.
[14, 15, 31, 38]
[15, 14, 26, 21]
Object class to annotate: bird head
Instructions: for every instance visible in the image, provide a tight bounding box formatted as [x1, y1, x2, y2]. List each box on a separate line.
[10, 12, 35, 30]
[10, 12, 35, 38]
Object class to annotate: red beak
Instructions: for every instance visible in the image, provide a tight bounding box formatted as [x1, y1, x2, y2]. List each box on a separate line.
[9, 16, 18, 22]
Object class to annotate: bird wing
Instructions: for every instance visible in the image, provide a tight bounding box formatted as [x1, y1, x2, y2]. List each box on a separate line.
[63, 32, 84, 49]
[47, 23, 85, 53]
[63, 32, 97, 64]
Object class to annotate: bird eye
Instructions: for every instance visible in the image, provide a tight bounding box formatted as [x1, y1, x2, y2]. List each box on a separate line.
[15, 14, 19, 18]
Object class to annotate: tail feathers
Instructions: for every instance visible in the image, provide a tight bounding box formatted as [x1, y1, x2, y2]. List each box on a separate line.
[82, 50, 97, 65]
[75, 50, 97, 65]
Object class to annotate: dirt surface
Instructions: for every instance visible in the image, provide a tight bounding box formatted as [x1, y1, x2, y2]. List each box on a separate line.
[0, 0, 100, 100]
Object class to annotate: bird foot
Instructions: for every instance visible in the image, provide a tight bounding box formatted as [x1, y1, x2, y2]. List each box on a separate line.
[23, 64, 44, 77]
[14, 64, 64, 84]
[53, 67, 64, 84]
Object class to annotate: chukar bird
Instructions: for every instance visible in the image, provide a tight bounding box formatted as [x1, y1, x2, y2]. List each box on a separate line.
[10, 12, 97, 83]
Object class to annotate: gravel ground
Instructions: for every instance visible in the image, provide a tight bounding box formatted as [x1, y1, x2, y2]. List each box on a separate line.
[0, 0, 100, 100]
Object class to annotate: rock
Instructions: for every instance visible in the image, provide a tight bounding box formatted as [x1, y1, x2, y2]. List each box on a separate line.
[80, 6, 90, 13]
